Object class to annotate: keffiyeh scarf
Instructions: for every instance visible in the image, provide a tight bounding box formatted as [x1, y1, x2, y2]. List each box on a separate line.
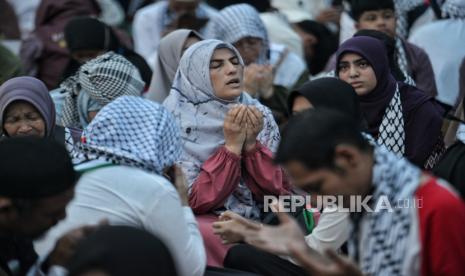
[377, 84, 406, 156]
[61, 52, 144, 128]
[76, 96, 181, 175]
[205, 4, 270, 65]
[348, 146, 422, 276]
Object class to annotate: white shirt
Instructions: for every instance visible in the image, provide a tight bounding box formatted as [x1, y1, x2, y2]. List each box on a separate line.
[306, 207, 351, 252]
[132, 0, 217, 63]
[34, 160, 206, 276]
[409, 19, 465, 106]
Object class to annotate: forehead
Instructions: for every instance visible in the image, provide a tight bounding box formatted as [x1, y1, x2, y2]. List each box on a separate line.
[361, 9, 394, 16]
[211, 48, 236, 60]
[5, 100, 39, 115]
[340, 52, 364, 63]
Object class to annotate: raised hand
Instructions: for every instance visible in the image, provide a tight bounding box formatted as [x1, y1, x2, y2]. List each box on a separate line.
[224, 105, 247, 155]
[256, 64, 274, 99]
[245, 106, 264, 152]
[243, 64, 261, 97]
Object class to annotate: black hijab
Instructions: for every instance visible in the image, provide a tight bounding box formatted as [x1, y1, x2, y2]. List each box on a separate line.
[63, 17, 152, 85]
[288, 77, 366, 129]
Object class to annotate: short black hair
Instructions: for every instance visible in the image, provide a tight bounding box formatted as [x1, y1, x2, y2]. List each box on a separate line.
[350, 0, 395, 21]
[0, 137, 78, 199]
[275, 108, 371, 170]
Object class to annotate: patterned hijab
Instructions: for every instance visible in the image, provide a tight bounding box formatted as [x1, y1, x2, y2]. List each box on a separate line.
[0, 76, 56, 137]
[77, 96, 181, 175]
[163, 39, 280, 219]
[205, 4, 270, 65]
[442, 0, 465, 18]
[61, 52, 145, 128]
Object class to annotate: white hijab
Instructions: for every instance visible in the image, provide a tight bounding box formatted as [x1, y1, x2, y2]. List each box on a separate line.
[163, 39, 280, 218]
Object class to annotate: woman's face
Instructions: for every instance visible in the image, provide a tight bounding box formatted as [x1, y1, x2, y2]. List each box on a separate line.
[338, 53, 377, 96]
[292, 96, 313, 115]
[233, 37, 263, 66]
[3, 101, 46, 137]
[210, 48, 244, 101]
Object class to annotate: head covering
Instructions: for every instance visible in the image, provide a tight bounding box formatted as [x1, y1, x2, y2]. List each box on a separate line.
[205, 4, 270, 64]
[67, 226, 178, 276]
[296, 20, 339, 75]
[78, 96, 181, 175]
[353, 29, 414, 85]
[336, 36, 397, 136]
[64, 17, 118, 53]
[0, 136, 76, 199]
[288, 78, 365, 128]
[0, 0, 21, 39]
[61, 52, 145, 128]
[442, 0, 465, 18]
[0, 76, 56, 137]
[146, 29, 202, 103]
[336, 36, 441, 165]
[163, 39, 280, 219]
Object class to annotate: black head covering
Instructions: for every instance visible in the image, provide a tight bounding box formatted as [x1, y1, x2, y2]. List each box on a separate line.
[288, 77, 366, 129]
[64, 17, 118, 52]
[67, 226, 178, 276]
[296, 20, 339, 75]
[206, 0, 271, 12]
[0, 137, 77, 199]
[63, 16, 153, 85]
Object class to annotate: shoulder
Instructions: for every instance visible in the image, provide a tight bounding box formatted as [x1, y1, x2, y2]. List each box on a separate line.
[78, 163, 176, 194]
[416, 177, 465, 217]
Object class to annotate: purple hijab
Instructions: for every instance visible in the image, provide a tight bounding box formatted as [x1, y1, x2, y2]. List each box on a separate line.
[336, 36, 443, 166]
[0, 77, 56, 137]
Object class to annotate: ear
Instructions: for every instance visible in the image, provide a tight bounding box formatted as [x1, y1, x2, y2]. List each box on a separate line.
[355, 22, 361, 31]
[0, 197, 13, 210]
[333, 144, 361, 170]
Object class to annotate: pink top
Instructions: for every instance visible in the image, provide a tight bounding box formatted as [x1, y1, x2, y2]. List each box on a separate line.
[189, 142, 291, 214]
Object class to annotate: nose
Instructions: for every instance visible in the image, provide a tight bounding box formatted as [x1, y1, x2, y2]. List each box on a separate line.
[225, 61, 238, 75]
[376, 17, 387, 28]
[17, 122, 33, 134]
[348, 64, 359, 78]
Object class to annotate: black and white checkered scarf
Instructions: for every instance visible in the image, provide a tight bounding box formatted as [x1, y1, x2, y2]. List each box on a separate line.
[61, 52, 144, 128]
[377, 83, 405, 156]
[348, 146, 422, 276]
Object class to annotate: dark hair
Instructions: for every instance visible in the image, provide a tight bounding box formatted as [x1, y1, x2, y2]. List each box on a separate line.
[275, 108, 371, 170]
[0, 137, 78, 199]
[68, 226, 178, 276]
[350, 0, 395, 21]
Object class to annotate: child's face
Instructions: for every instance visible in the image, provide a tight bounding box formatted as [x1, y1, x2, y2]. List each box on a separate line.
[356, 9, 397, 38]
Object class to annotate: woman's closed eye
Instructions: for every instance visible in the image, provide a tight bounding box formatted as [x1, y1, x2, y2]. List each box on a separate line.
[210, 60, 223, 69]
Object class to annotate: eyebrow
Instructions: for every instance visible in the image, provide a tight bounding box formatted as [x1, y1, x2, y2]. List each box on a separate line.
[339, 58, 367, 65]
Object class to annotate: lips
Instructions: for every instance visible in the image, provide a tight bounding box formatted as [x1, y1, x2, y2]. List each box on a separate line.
[350, 81, 363, 88]
[226, 78, 240, 85]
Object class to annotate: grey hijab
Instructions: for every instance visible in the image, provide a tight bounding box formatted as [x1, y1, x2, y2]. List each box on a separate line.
[163, 39, 280, 219]
[146, 29, 202, 103]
